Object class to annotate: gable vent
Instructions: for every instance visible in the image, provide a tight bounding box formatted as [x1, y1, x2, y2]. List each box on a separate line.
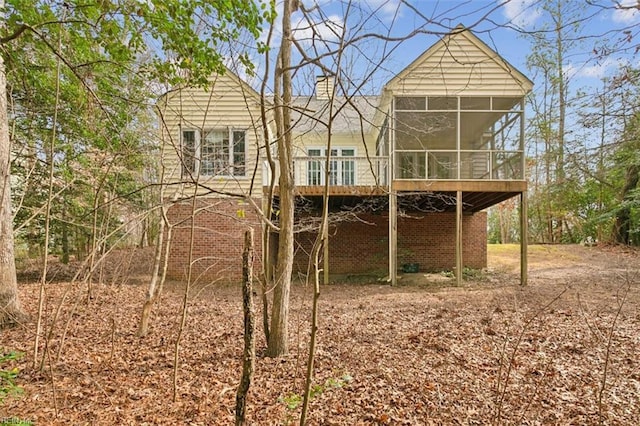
[315, 75, 334, 100]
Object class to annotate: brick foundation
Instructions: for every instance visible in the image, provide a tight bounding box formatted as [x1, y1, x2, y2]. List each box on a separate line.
[398, 211, 487, 271]
[165, 197, 487, 281]
[165, 198, 263, 282]
[293, 211, 487, 276]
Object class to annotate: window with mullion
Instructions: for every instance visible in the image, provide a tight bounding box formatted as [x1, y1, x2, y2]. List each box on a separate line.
[181, 128, 246, 177]
[232, 131, 246, 176]
[181, 130, 197, 178]
[328, 149, 338, 186]
[341, 148, 355, 185]
[202, 130, 229, 176]
[307, 148, 322, 185]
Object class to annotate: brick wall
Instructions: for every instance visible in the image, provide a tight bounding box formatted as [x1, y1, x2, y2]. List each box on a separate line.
[165, 198, 263, 282]
[293, 211, 487, 275]
[293, 217, 389, 275]
[165, 198, 487, 281]
[397, 211, 487, 271]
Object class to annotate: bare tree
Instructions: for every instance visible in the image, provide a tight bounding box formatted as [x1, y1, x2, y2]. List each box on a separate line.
[0, 0, 26, 327]
[138, 107, 175, 337]
[235, 228, 255, 425]
[266, 0, 297, 357]
[33, 10, 64, 365]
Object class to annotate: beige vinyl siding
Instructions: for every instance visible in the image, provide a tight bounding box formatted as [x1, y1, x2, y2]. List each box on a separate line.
[292, 133, 377, 157]
[292, 132, 382, 186]
[159, 73, 268, 198]
[388, 32, 531, 97]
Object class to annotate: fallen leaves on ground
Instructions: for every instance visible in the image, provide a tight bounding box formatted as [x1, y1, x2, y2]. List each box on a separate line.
[2, 245, 639, 425]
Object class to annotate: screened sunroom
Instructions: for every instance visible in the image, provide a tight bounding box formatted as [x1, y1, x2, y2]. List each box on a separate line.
[392, 95, 524, 181]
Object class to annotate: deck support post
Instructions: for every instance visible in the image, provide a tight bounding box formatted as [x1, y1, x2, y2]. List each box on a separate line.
[520, 190, 528, 286]
[389, 191, 397, 286]
[455, 190, 463, 286]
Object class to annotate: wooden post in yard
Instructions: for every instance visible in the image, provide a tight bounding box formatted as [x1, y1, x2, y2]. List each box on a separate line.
[235, 229, 255, 426]
[520, 191, 528, 286]
[455, 191, 463, 286]
[389, 191, 397, 286]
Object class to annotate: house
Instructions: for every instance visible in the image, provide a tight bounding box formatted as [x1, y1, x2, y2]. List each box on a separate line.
[158, 26, 533, 285]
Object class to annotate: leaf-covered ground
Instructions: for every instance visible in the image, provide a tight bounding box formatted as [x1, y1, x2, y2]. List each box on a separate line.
[2, 244, 640, 425]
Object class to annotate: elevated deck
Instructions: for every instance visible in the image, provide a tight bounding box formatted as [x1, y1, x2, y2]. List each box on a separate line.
[393, 179, 526, 212]
[264, 155, 526, 212]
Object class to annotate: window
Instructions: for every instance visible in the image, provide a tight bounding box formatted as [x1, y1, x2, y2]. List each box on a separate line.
[232, 131, 246, 176]
[181, 128, 246, 177]
[306, 148, 356, 186]
[182, 130, 197, 177]
[307, 148, 322, 185]
[201, 130, 229, 176]
[340, 149, 355, 185]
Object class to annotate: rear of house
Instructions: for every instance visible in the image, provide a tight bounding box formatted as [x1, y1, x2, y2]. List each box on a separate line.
[160, 26, 532, 284]
[158, 71, 267, 281]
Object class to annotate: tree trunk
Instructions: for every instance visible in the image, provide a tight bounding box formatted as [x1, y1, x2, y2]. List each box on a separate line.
[267, 0, 295, 358]
[613, 164, 639, 245]
[555, 3, 566, 185]
[137, 214, 166, 337]
[61, 205, 70, 264]
[75, 230, 86, 262]
[268, 174, 294, 357]
[139, 216, 148, 248]
[0, 5, 27, 326]
[235, 229, 255, 425]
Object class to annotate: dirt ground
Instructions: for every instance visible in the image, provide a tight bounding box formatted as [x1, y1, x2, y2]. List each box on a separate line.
[2, 244, 639, 425]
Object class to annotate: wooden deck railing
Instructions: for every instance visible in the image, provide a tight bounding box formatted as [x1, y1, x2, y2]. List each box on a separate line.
[263, 150, 524, 189]
[263, 156, 389, 187]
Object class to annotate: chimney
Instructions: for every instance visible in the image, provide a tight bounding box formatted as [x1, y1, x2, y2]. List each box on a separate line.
[315, 75, 334, 100]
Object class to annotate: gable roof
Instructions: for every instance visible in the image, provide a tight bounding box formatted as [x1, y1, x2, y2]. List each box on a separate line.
[290, 95, 380, 134]
[159, 65, 267, 107]
[384, 25, 533, 96]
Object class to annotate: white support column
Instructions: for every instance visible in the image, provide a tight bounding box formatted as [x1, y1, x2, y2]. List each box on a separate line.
[520, 191, 528, 286]
[388, 98, 397, 286]
[455, 190, 463, 286]
[389, 191, 397, 286]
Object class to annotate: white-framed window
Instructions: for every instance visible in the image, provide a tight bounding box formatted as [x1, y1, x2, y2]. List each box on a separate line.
[307, 147, 356, 186]
[181, 128, 246, 177]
